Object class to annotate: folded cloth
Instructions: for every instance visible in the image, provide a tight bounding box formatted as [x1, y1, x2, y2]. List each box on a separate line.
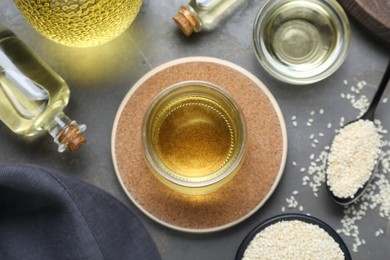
[0, 164, 160, 260]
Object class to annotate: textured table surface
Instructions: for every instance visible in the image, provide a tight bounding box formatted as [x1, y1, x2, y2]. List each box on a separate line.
[0, 1, 389, 259]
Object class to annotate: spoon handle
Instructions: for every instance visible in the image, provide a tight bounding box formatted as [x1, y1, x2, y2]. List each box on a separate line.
[364, 59, 390, 120]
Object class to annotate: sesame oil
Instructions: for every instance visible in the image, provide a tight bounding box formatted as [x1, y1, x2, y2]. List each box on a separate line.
[264, 1, 337, 70]
[152, 95, 235, 180]
[0, 37, 69, 136]
[0, 25, 86, 152]
[142, 81, 247, 194]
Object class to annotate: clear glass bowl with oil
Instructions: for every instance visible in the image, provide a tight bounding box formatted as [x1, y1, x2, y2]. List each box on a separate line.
[142, 81, 247, 195]
[253, 0, 350, 85]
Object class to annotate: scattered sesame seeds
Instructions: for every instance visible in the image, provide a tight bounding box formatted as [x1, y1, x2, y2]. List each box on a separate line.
[286, 195, 299, 208]
[375, 229, 384, 237]
[339, 117, 345, 127]
[283, 78, 390, 255]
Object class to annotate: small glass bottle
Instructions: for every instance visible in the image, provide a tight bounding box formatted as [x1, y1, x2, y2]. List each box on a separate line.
[173, 0, 246, 36]
[0, 24, 86, 152]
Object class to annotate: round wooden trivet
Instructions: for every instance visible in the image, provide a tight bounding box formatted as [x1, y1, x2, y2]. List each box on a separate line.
[112, 57, 287, 233]
[337, 0, 390, 44]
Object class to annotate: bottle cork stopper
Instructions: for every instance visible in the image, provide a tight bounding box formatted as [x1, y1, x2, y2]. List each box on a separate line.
[58, 124, 86, 152]
[173, 12, 194, 37]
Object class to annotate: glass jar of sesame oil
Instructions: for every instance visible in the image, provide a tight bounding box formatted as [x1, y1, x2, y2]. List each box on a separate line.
[142, 81, 247, 195]
[13, 0, 142, 47]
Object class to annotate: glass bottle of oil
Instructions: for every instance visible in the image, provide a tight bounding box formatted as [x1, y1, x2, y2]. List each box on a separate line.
[173, 0, 246, 36]
[0, 24, 86, 152]
[13, 0, 142, 47]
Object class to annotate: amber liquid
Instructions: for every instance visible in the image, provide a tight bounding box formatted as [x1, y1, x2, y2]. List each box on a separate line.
[14, 0, 142, 47]
[152, 95, 235, 179]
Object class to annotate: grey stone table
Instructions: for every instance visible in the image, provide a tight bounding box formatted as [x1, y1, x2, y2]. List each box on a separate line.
[1, 1, 389, 259]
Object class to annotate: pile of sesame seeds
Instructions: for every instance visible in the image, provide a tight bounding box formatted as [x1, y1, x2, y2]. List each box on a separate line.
[283, 79, 390, 253]
[242, 220, 345, 260]
[327, 119, 381, 199]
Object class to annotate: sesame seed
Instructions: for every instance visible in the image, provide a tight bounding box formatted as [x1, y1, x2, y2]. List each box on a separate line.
[292, 161, 297, 166]
[242, 220, 345, 260]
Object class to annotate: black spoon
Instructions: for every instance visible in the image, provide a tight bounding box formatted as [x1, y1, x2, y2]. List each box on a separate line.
[326, 59, 390, 205]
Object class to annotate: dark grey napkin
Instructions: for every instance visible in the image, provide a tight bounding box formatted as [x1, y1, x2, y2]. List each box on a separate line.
[0, 164, 160, 260]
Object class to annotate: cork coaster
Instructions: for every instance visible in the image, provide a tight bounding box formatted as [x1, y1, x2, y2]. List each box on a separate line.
[112, 57, 287, 233]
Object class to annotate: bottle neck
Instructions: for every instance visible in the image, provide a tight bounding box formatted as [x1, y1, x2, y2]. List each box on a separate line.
[45, 112, 86, 152]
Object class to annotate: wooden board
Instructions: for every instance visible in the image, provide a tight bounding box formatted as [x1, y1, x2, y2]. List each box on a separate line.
[337, 0, 390, 44]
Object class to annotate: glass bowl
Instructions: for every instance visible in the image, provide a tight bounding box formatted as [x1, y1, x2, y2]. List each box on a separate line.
[253, 0, 350, 85]
[142, 80, 247, 195]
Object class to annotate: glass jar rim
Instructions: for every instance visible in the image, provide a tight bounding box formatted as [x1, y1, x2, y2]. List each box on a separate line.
[141, 80, 247, 190]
